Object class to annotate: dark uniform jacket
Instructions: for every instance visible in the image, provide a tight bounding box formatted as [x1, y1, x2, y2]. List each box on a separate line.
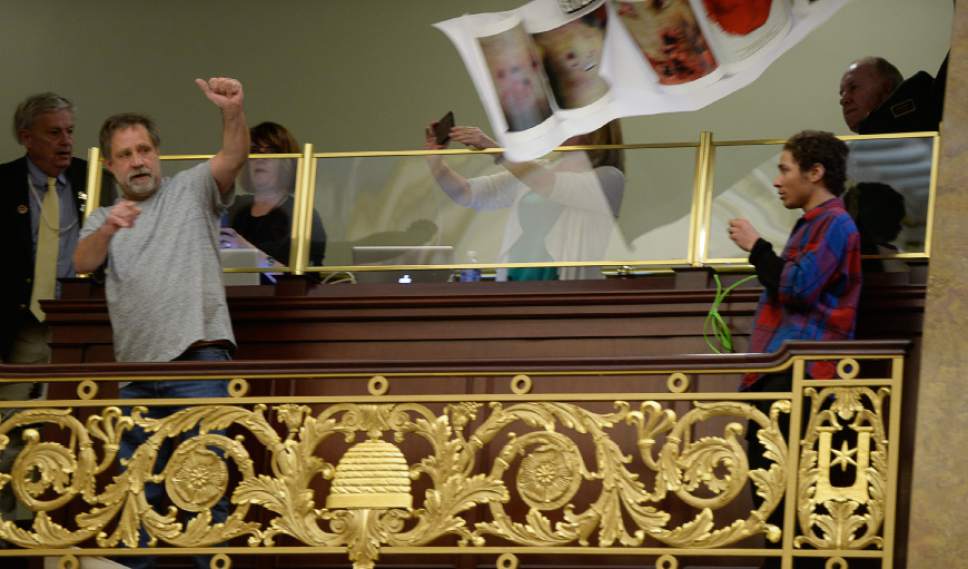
[0, 156, 89, 359]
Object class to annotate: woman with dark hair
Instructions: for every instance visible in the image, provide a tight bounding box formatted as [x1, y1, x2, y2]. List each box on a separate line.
[424, 120, 625, 281]
[221, 122, 326, 272]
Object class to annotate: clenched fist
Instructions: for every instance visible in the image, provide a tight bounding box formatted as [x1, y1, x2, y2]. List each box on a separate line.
[195, 77, 244, 112]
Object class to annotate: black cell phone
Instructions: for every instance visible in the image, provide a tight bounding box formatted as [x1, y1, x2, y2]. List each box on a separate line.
[434, 111, 455, 145]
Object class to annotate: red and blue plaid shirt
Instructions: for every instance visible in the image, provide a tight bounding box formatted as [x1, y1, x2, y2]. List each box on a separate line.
[743, 198, 862, 388]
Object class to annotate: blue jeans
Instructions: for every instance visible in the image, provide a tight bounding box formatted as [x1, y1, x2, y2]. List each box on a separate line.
[117, 346, 232, 569]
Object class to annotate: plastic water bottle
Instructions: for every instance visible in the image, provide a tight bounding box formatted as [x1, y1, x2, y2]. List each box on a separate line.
[460, 251, 482, 282]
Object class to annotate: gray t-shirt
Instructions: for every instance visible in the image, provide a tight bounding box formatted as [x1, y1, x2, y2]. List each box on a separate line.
[80, 162, 236, 362]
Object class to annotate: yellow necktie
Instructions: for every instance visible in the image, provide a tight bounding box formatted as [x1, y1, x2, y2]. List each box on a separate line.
[29, 177, 60, 321]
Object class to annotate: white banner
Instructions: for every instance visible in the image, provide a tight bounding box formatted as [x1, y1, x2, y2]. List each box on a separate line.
[435, 0, 850, 161]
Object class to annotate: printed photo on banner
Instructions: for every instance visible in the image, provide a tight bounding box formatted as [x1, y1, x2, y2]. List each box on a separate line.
[696, 0, 791, 69]
[532, 4, 610, 108]
[479, 24, 554, 132]
[615, 0, 718, 86]
[702, 0, 774, 36]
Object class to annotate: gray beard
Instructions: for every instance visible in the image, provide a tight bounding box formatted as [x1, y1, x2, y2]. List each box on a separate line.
[119, 179, 159, 201]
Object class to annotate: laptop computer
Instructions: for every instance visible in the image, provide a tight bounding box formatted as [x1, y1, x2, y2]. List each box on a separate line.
[351, 245, 455, 284]
[219, 248, 262, 286]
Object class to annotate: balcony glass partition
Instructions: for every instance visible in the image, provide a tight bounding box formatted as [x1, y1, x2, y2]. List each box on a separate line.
[705, 142, 797, 262]
[307, 144, 698, 281]
[220, 153, 306, 282]
[843, 135, 937, 254]
[163, 155, 306, 283]
[704, 133, 938, 264]
[82, 132, 938, 280]
[85, 154, 307, 283]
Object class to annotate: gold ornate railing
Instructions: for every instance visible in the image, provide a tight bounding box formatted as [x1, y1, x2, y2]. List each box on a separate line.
[0, 342, 905, 569]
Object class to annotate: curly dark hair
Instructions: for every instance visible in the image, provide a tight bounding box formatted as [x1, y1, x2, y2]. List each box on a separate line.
[783, 130, 850, 196]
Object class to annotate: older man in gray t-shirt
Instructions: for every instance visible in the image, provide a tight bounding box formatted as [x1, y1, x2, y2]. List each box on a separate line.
[75, 77, 248, 361]
[80, 162, 235, 361]
[74, 78, 249, 569]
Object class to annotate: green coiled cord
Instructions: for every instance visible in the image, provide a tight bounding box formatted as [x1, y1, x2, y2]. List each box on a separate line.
[704, 273, 758, 354]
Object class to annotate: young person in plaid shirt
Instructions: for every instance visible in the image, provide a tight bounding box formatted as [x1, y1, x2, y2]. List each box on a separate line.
[729, 130, 862, 385]
[728, 130, 861, 569]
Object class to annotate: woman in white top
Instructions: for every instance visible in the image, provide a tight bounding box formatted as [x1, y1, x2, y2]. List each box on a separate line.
[424, 121, 625, 280]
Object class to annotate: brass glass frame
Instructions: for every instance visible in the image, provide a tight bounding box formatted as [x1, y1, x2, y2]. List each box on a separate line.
[83, 131, 939, 276]
[85, 149, 309, 275]
[701, 131, 940, 266]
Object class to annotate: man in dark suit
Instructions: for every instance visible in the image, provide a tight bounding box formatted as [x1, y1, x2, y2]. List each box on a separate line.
[0, 92, 89, 365]
[0, 93, 89, 527]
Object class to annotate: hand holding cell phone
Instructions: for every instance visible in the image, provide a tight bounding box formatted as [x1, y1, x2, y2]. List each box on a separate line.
[433, 111, 455, 146]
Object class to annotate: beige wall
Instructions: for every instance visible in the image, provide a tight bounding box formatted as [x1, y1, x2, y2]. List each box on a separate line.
[0, 0, 952, 159]
[909, 1, 968, 564]
[0, 0, 953, 263]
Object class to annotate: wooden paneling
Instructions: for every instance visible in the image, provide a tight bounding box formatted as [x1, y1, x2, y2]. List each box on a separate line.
[29, 269, 925, 569]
